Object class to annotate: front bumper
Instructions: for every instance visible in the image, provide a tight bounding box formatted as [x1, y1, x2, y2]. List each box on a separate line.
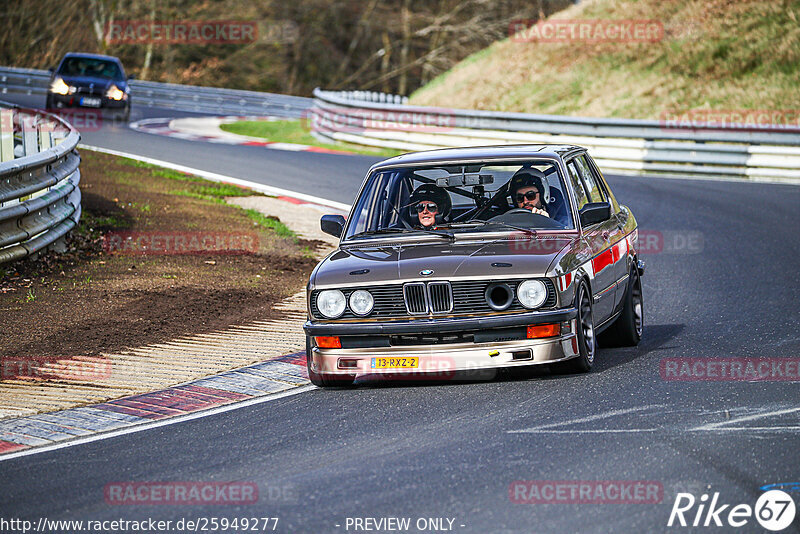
[305, 308, 580, 377]
[49, 92, 128, 109]
[304, 307, 576, 336]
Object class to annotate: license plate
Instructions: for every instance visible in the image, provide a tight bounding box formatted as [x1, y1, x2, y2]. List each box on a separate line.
[80, 97, 101, 107]
[371, 357, 419, 369]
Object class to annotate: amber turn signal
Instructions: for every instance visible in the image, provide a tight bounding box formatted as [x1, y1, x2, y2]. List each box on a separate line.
[526, 323, 561, 339]
[315, 336, 342, 348]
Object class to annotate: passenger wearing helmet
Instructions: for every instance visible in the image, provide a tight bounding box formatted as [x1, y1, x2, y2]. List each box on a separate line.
[408, 183, 451, 229]
[509, 168, 550, 217]
[508, 168, 571, 227]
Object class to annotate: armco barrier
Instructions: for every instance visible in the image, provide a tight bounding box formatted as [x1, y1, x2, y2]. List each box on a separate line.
[0, 100, 81, 264]
[310, 89, 800, 183]
[0, 66, 312, 118]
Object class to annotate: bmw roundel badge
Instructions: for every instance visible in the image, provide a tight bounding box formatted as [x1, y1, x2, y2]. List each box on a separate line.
[420, 269, 434, 276]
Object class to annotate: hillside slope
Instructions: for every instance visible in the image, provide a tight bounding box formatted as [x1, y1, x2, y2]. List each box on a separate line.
[409, 0, 800, 119]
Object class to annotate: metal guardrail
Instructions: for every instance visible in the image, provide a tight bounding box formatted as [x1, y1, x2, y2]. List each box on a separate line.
[311, 89, 800, 182]
[0, 100, 81, 264]
[0, 66, 312, 119]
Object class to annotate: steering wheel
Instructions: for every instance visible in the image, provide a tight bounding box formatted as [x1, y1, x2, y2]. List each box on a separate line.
[504, 208, 536, 216]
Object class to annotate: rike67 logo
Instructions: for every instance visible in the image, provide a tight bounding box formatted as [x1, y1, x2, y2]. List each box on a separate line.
[668, 490, 796, 531]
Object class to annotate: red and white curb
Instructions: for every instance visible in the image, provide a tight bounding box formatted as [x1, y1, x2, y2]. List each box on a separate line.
[130, 115, 354, 155]
[0, 352, 310, 458]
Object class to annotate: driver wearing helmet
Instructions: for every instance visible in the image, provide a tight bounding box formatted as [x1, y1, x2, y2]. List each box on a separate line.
[408, 183, 451, 229]
[509, 168, 550, 217]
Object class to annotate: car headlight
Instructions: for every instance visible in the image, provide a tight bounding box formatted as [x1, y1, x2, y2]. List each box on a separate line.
[50, 77, 74, 96]
[348, 290, 374, 316]
[317, 290, 346, 318]
[517, 280, 547, 309]
[106, 84, 125, 101]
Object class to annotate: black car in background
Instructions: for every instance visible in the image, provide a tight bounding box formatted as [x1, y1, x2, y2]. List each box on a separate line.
[46, 53, 132, 121]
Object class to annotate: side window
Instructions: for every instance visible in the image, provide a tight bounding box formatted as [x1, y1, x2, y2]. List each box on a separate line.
[574, 155, 606, 204]
[566, 161, 589, 210]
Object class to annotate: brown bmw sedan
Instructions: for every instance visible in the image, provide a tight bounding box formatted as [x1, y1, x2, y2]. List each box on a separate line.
[304, 145, 644, 387]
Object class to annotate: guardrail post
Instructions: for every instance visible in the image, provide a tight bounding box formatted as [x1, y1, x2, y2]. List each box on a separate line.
[21, 113, 38, 157]
[0, 108, 12, 162]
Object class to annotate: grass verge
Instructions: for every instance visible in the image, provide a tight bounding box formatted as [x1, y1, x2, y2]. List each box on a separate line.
[410, 0, 800, 119]
[219, 119, 404, 158]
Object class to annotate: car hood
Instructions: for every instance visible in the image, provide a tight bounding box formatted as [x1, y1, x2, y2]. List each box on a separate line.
[312, 236, 576, 288]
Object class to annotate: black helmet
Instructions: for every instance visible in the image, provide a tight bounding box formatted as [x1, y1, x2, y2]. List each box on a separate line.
[408, 183, 451, 225]
[509, 168, 550, 204]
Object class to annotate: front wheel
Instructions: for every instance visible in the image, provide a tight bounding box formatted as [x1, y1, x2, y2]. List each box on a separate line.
[306, 336, 355, 387]
[555, 280, 595, 374]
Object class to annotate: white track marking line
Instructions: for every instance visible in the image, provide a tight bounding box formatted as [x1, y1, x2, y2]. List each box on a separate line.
[508, 406, 800, 435]
[689, 406, 800, 432]
[79, 144, 352, 212]
[0, 384, 316, 463]
[507, 405, 662, 433]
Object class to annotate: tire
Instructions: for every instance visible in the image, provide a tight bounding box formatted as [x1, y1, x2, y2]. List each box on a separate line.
[306, 336, 355, 387]
[555, 280, 595, 374]
[599, 266, 643, 347]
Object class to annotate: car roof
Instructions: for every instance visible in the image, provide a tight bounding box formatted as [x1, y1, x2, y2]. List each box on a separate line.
[370, 144, 585, 171]
[61, 53, 123, 64]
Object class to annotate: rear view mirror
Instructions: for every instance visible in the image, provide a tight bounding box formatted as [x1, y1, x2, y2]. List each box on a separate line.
[435, 173, 493, 188]
[579, 202, 611, 227]
[321, 214, 346, 238]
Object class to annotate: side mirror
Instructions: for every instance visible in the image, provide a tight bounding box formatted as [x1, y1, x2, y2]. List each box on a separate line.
[579, 202, 612, 227]
[127, 74, 135, 80]
[320, 214, 346, 238]
[47, 67, 55, 74]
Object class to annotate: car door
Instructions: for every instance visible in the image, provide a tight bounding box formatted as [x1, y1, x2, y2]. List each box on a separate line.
[583, 154, 631, 312]
[567, 156, 616, 324]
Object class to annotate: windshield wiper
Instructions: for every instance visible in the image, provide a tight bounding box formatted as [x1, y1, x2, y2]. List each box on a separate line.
[444, 221, 538, 236]
[350, 228, 454, 240]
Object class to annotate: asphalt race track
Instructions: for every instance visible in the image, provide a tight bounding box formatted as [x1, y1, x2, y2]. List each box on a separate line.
[1, 95, 800, 532]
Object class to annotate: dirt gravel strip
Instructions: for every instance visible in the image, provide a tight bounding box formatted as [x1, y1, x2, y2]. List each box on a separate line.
[0, 171, 349, 455]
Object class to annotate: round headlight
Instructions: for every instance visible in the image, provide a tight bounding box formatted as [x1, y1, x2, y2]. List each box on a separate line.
[317, 290, 346, 318]
[517, 280, 547, 309]
[349, 289, 374, 316]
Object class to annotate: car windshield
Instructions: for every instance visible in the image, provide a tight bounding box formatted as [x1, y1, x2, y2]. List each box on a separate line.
[344, 159, 575, 240]
[58, 57, 123, 80]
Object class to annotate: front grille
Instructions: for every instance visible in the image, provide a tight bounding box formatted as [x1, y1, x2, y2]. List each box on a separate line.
[310, 278, 556, 320]
[428, 282, 453, 313]
[403, 283, 428, 314]
[75, 87, 103, 96]
[451, 279, 556, 314]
